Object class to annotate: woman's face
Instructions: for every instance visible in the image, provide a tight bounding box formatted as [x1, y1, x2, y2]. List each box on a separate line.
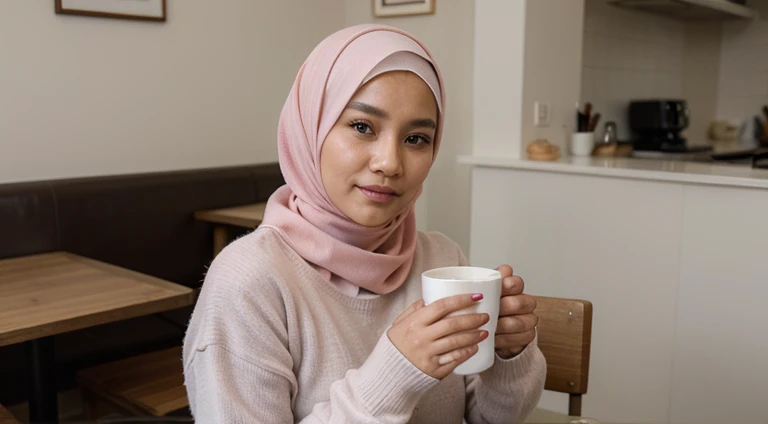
[320, 71, 438, 227]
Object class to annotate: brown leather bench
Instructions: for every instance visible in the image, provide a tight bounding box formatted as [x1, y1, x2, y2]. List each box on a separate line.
[0, 164, 283, 405]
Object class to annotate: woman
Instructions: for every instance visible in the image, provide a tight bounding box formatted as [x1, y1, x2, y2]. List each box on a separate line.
[183, 24, 546, 423]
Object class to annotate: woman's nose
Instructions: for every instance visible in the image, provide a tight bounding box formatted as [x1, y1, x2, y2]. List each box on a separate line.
[369, 135, 403, 177]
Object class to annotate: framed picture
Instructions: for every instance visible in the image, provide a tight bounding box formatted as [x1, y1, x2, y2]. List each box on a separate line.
[373, 0, 435, 18]
[55, 0, 166, 22]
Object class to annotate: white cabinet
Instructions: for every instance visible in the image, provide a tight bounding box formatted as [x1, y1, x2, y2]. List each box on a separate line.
[468, 166, 768, 424]
[669, 185, 768, 424]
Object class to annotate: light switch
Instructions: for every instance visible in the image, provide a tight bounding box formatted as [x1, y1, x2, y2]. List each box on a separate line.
[534, 102, 551, 127]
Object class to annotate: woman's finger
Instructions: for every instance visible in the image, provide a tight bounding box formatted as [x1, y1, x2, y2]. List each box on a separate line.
[496, 313, 538, 335]
[426, 313, 489, 340]
[392, 299, 424, 326]
[431, 330, 487, 356]
[436, 344, 480, 367]
[496, 264, 514, 279]
[499, 294, 537, 316]
[495, 329, 536, 350]
[416, 293, 481, 325]
[501, 275, 525, 296]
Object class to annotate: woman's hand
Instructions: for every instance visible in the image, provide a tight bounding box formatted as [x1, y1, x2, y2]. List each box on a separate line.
[387, 294, 490, 380]
[494, 264, 538, 359]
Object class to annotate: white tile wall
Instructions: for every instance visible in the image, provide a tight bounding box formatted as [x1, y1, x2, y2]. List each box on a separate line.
[717, 0, 768, 121]
[581, 0, 687, 141]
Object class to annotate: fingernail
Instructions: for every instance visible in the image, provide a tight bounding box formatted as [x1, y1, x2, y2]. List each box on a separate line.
[471, 293, 483, 301]
[504, 279, 513, 289]
[479, 330, 489, 341]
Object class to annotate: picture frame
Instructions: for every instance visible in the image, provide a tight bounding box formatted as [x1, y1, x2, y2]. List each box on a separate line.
[55, 0, 167, 22]
[372, 0, 435, 18]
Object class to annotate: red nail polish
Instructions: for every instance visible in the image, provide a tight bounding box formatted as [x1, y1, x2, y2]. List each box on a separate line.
[471, 293, 483, 301]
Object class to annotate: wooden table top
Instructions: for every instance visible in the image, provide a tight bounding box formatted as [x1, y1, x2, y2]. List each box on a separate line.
[193, 202, 267, 228]
[0, 252, 195, 347]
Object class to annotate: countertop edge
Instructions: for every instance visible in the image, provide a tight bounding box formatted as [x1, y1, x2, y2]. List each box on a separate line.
[457, 155, 768, 190]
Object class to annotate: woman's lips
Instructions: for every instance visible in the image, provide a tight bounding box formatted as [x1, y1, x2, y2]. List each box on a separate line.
[358, 185, 398, 203]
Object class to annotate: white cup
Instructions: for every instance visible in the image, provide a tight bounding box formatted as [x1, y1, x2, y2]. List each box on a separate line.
[570, 132, 595, 156]
[421, 266, 502, 375]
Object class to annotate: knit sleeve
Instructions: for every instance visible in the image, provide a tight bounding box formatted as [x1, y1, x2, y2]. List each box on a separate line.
[463, 336, 547, 424]
[302, 332, 439, 423]
[184, 334, 438, 424]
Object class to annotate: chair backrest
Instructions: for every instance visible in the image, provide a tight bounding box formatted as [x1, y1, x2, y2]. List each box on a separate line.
[534, 296, 593, 416]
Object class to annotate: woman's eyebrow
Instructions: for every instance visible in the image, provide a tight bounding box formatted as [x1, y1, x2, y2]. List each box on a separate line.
[348, 101, 436, 129]
[409, 118, 436, 129]
[347, 101, 388, 118]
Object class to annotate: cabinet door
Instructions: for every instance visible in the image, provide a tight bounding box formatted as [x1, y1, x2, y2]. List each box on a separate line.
[469, 167, 682, 423]
[670, 185, 768, 424]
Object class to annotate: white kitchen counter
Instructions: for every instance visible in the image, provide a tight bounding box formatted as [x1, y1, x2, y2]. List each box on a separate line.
[464, 157, 768, 424]
[458, 155, 768, 189]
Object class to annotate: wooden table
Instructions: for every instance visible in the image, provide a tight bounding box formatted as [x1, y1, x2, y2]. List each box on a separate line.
[194, 202, 267, 256]
[0, 252, 195, 423]
[0, 404, 20, 424]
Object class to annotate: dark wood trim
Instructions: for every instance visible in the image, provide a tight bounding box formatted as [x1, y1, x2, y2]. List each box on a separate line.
[568, 394, 582, 417]
[55, 0, 167, 22]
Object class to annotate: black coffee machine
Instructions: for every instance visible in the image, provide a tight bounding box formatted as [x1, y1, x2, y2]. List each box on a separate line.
[629, 100, 709, 153]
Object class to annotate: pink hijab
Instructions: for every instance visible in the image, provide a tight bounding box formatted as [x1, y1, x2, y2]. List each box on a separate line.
[261, 24, 446, 296]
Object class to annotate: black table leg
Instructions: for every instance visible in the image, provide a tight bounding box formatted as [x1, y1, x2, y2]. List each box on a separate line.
[26, 337, 58, 423]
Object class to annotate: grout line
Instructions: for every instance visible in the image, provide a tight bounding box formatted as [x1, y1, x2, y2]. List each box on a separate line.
[666, 184, 688, 424]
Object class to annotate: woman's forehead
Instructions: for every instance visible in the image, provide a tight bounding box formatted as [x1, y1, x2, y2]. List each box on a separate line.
[348, 72, 438, 117]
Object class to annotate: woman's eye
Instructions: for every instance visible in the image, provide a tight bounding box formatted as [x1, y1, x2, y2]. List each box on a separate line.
[351, 122, 371, 134]
[405, 135, 430, 146]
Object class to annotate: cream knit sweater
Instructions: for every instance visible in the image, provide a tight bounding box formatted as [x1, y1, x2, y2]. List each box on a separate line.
[183, 227, 546, 423]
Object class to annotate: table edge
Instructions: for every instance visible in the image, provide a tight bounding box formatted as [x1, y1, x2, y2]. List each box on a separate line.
[0, 291, 196, 347]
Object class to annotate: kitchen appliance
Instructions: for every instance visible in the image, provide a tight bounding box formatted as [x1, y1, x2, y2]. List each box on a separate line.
[629, 99, 712, 154]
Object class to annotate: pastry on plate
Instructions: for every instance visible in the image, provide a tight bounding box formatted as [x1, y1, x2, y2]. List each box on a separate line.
[526, 138, 560, 161]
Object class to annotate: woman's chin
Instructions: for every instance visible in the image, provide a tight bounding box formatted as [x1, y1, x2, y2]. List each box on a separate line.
[346, 205, 398, 227]
[351, 213, 394, 228]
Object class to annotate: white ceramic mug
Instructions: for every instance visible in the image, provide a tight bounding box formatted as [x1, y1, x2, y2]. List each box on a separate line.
[421, 266, 502, 375]
[570, 132, 595, 156]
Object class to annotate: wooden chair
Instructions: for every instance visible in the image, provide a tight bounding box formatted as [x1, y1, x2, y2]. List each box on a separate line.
[534, 296, 593, 417]
[0, 404, 20, 424]
[77, 346, 189, 419]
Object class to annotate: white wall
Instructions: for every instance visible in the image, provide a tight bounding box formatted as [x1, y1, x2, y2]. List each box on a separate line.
[345, 0, 475, 253]
[0, 0, 344, 183]
[717, 0, 768, 122]
[474, 0, 584, 159]
[472, 0, 526, 158]
[520, 0, 585, 154]
[682, 22, 722, 145]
